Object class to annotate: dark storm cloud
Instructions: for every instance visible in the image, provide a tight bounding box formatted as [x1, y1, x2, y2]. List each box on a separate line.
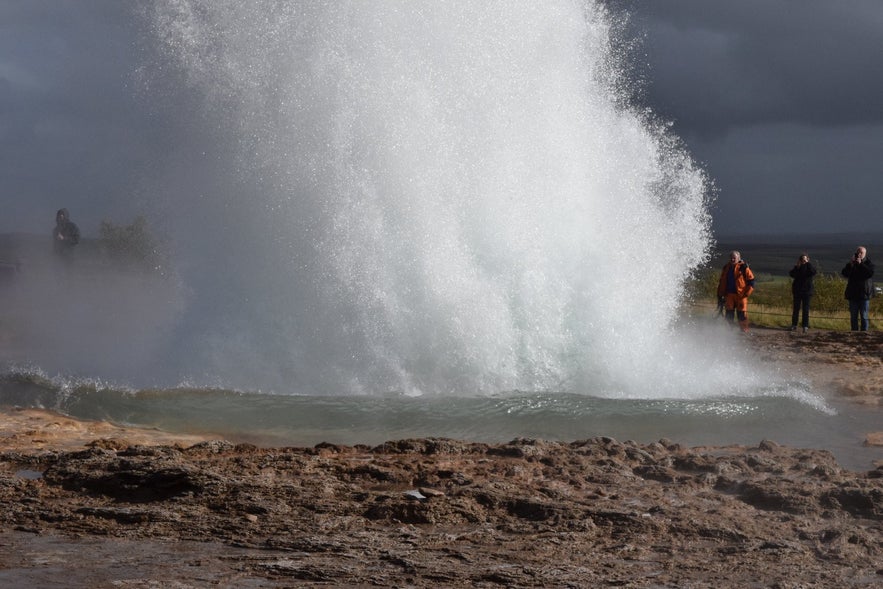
[618, 0, 883, 136]
[0, 2, 160, 234]
[605, 0, 883, 235]
[1, 1, 881, 237]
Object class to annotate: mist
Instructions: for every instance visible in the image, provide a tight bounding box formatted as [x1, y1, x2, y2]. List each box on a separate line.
[5, 2, 727, 398]
[0, 236, 187, 385]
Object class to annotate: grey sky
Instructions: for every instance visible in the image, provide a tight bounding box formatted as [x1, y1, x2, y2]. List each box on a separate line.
[610, 0, 883, 236]
[2, 1, 882, 237]
[1, 2, 165, 234]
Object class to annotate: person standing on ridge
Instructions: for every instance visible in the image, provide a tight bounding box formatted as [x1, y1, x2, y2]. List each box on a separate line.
[53, 208, 80, 257]
[717, 250, 755, 332]
[841, 245, 875, 331]
[789, 252, 816, 333]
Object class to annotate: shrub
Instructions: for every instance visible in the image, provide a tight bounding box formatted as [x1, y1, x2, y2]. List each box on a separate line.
[98, 215, 167, 273]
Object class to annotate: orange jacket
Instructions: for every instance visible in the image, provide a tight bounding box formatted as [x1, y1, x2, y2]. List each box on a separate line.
[717, 261, 755, 298]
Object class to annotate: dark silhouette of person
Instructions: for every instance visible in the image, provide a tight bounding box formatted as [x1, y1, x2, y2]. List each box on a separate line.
[841, 246, 875, 331]
[789, 253, 816, 332]
[53, 208, 80, 256]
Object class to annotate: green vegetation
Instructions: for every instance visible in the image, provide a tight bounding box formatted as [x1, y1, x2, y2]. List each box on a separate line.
[686, 267, 883, 330]
[97, 215, 168, 274]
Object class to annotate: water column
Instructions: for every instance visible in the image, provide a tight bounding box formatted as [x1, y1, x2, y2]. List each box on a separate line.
[142, 1, 714, 396]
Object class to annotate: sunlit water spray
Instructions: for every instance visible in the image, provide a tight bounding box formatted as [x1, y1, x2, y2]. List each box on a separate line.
[129, 0, 747, 398]
[5, 2, 878, 464]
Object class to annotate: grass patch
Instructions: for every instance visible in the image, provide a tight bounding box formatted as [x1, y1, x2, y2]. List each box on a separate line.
[687, 268, 883, 330]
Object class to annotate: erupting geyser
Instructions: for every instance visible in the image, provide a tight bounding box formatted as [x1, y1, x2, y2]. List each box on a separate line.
[139, 1, 718, 396]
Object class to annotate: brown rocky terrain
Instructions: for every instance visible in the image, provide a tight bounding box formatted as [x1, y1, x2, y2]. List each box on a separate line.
[0, 327, 882, 587]
[747, 328, 883, 408]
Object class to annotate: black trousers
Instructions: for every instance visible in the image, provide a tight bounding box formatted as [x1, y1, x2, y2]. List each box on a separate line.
[792, 294, 812, 328]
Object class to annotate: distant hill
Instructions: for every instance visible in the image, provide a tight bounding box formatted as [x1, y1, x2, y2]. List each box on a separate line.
[0, 233, 50, 266]
[0, 232, 102, 274]
[5, 231, 876, 282]
[715, 232, 883, 246]
[713, 233, 883, 277]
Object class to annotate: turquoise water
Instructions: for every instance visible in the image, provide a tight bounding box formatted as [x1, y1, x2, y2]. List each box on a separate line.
[1, 371, 879, 471]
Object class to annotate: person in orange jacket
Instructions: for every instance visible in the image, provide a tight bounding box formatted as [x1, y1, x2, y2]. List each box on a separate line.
[717, 250, 755, 332]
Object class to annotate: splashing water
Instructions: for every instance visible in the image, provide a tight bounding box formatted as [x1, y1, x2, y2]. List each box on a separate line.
[128, 1, 724, 396]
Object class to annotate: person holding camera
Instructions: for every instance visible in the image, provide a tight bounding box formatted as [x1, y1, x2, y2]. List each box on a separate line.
[841, 246, 875, 331]
[717, 250, 755, 332]
[789, 253, 816, 333]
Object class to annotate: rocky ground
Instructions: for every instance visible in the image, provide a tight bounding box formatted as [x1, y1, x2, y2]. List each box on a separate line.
[0, 327, 882, 588]
[748, 327, 883, 408]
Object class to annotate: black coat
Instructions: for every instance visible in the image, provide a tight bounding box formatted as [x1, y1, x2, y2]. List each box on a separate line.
[789, 262, 816, 296]
[841, 258, 875, 301]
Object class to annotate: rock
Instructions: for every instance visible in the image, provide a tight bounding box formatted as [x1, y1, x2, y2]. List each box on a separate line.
[0, 436, 881, 587]
[864, 431, 883, 447]
[418, 487, 445, 497]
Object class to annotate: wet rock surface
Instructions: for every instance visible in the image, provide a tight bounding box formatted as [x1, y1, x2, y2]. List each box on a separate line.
[747, 328, 883, 406]
[2, 436, 882, 587]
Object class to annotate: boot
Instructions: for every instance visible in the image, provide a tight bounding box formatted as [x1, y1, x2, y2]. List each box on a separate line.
[739, 318, 750, 333]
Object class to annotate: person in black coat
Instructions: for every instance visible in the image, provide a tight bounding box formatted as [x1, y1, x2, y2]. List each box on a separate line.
[841, 246, 875, 331]
[53, 208, 80, 257]
[789, 253, 816, 332]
